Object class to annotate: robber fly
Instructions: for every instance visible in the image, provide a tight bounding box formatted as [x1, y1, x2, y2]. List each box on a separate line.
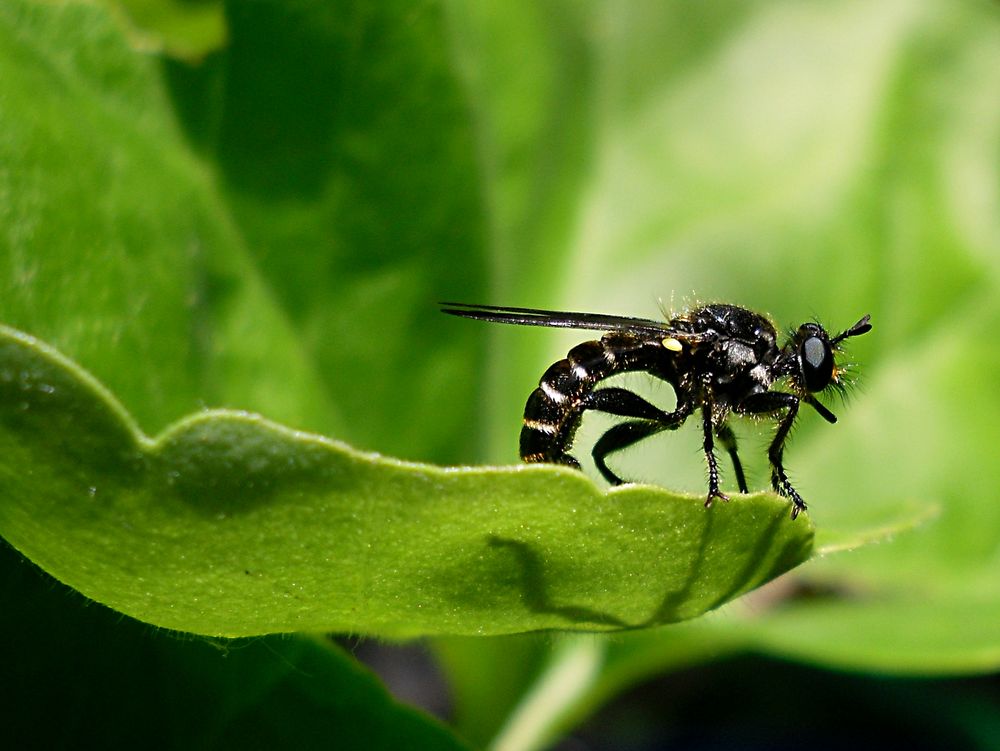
[442, 301, 871, 518]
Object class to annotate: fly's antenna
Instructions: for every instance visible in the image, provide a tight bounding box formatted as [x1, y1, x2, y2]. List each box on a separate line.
[832, 314, 872, 346]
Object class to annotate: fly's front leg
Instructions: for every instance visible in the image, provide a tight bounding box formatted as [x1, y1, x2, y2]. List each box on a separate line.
[737, 391, 806, 518]
[771, 400, 805, 516]
[701, 405, 729, 507]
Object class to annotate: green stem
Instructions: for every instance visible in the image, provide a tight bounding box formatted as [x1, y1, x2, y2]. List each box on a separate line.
[489, 635, 606, 751]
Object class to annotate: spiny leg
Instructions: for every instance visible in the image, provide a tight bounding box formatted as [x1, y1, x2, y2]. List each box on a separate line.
[701, 406, 728, 507]
[737, 391, 806, 518]
[715, 422, 748, 494]
[769, 398, 804, 517]
[585, 388, 691, 485]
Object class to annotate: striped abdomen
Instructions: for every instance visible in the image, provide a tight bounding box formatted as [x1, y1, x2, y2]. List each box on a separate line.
[519, 331, 663, 467]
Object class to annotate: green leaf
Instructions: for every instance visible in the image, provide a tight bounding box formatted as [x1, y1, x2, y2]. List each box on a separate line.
[5, 0, 1000, 746]
[106, 0, 227, 60]
[447, 0, 1000, 664]
[165, 0, 491, 465]
[0, 0, 487, 460]
[433, 0, 1000, 743]
[813, 497, 940, 556]
[1, 542, 469, 750]
[0, 0, 348, 439]
[0, 323, 813, 637]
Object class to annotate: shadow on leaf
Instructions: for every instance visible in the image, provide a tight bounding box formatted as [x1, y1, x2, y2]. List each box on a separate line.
[487, 535, 630, 628]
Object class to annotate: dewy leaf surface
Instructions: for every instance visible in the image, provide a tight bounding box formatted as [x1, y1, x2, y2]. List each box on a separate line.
[0, 324, 813, 637]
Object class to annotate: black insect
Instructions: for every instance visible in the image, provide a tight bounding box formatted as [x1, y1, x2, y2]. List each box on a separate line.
[442, 301, 871, 518]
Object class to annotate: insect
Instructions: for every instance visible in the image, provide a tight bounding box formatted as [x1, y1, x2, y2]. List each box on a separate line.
[442, 301, 871, 518]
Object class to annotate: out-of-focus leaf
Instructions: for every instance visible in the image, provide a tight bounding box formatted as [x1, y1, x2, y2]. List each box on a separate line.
[4, 0, 1000, 747]
[445, 0, 1000, 672]
[165, 0, 489, 465]
[1, 543, 469, 750]
[432, 0, 1000, 743]
[0, 0, 487, 462]
[107, 0, 227, 60]
[0, 0, 344, 437]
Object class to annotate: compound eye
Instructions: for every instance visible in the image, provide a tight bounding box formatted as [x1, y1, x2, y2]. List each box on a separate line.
[800, 335, 834, 392]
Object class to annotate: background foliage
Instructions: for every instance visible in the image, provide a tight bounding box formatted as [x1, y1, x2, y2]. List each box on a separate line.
[2, 0, 999, 748]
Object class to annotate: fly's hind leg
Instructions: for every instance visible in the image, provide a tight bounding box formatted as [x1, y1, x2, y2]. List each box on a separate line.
[591, 420, 669, 484]
[700, 406, 729, 507]
[585, 388, 691, 485]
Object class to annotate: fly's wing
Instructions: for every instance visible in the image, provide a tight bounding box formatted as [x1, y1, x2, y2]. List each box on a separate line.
[440, 302, 681, 339]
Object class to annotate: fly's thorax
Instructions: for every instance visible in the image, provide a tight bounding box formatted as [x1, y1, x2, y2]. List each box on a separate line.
[681, 331, 779, 405]
[685, 304, 778, 343]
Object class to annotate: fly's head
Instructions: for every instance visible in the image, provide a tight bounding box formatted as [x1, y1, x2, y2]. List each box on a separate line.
[781, 314, 872, 422]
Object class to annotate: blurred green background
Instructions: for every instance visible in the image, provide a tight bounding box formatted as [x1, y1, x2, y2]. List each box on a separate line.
[2, 0, 1000, 748]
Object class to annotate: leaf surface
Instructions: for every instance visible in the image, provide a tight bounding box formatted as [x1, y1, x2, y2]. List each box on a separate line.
[0, 324, 813, 637]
